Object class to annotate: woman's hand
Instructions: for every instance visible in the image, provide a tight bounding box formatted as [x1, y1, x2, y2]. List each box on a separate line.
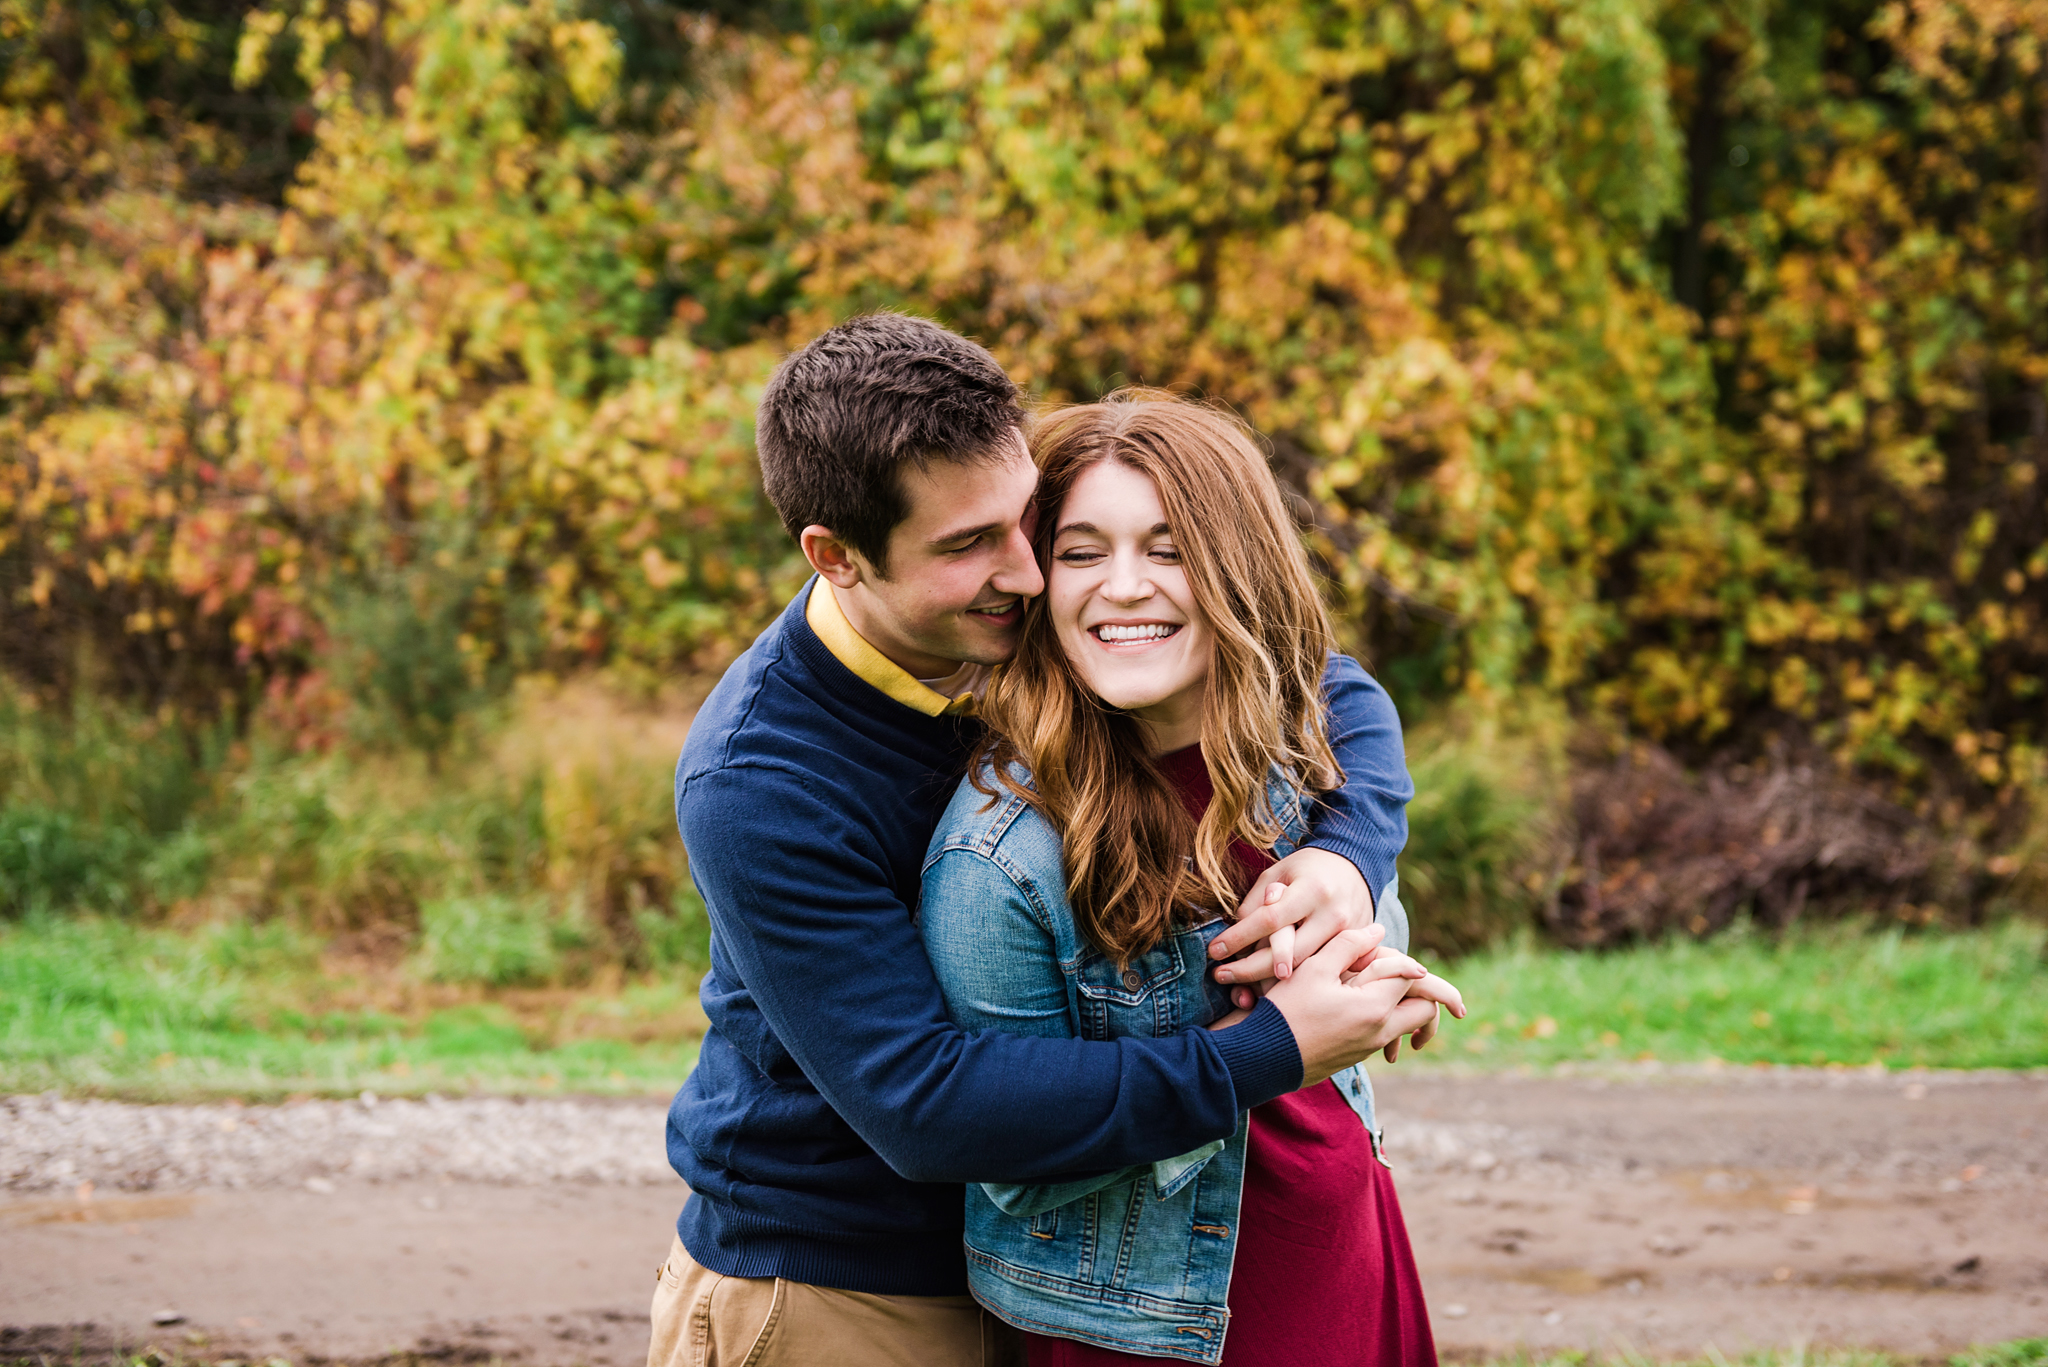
[1210, 848, 1372, 985]
[1224, 927, 1468, 1085]
[1210, 952, 1460, 1067]
[1337, 945, 1462, 1061]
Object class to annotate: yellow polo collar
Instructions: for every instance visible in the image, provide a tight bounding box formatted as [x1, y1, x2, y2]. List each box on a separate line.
[806, 579, 978, 718]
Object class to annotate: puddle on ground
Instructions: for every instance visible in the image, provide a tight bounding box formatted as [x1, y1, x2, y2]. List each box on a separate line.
[1513, 1266, 1657, 1295]
[1782, 1267, 1988, 1294]
[1455, 1265, 1658, 1295]
[0, 1194, 200, 1227]
[1459, 1261, 1981, 1297]
[1667, 1169, 1866, 1213]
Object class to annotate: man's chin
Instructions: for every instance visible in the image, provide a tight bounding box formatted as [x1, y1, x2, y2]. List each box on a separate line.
[953, 622, 1021, 668]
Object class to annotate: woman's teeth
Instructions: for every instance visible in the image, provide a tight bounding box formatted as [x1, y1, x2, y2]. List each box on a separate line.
[1094, 623, 1179, 643]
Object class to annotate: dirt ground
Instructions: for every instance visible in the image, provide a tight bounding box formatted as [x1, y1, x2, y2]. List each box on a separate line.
[1378, 1068, 2046, 1355]
[2, 1068, 2043, 1364]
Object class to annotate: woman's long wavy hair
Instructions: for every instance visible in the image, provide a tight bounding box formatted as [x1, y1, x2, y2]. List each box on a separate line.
[977, 391, 1343, 967]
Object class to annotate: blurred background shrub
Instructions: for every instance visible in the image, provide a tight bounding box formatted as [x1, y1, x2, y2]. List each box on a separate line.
[1397, 708, 1563, 959]
[0, 670, 705, 983]
[420, 893, 569, 987]
[1, 0, 2044, 965]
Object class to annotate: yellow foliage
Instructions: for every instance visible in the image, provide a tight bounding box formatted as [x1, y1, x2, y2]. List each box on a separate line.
[1, 0, 2044, 799]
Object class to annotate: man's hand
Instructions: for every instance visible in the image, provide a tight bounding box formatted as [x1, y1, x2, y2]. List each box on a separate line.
[1208, 848, 1372, 987]
[1257, 927, 1466, 1086]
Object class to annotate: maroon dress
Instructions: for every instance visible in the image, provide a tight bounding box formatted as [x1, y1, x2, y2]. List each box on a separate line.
[1023, 745, 1438, 1367]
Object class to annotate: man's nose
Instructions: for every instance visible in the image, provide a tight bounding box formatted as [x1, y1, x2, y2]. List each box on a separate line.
[990, 523, 1044, 599]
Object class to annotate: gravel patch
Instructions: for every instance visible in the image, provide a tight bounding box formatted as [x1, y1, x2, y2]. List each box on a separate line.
[0, 1092, 675, 1194]
[7, 1066, 2042, 1197]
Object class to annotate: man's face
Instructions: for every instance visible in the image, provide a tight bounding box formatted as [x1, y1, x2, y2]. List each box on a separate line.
[840, 435, 1045, 678]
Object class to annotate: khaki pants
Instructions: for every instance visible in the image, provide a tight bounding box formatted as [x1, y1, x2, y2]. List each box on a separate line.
[648, 1235, 1023, 1367]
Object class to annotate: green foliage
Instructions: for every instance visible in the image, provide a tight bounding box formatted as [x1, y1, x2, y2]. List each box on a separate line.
[2, 0, 2045, 839]
[420, 892, 564, 986]
[0, 671, 693, 962]
[322, 558, 506, 758]
[1430, 918, 2048, 1071]
[1, 0, 797, 715]
[1398, 713, 1562, 958]
[634, 886, 713, 973]
[1615, 0, 2048, 787]
[0, 680, 224, 915]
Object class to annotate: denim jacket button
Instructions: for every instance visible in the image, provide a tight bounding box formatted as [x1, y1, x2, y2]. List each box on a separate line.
[1121, 969, 1143, 991]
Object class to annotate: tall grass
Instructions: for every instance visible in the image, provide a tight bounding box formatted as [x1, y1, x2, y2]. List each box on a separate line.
[0, 688, 226, 916]
[0, 674, 709, 984]
[4, 670, 2038, 1019]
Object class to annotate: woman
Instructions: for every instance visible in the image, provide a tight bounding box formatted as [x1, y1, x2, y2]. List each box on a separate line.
[918, 392, 1459, 1367]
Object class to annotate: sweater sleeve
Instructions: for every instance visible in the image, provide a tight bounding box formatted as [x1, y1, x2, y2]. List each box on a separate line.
[677, 763, 1302, 1186]
[919, 845, 1225, 1215]
[919, 845, 1149, 1214]
[1299, 653, 1414, 905]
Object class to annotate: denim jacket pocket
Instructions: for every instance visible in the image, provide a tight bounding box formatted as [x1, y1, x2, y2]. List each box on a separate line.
[1072, 942, 1186, 1039]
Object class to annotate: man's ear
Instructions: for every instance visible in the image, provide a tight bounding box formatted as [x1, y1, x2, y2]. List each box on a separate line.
[800, 525, 865, 589]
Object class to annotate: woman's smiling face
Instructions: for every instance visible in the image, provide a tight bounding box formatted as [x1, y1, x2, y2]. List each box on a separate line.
[1049, 459, 1213, 752]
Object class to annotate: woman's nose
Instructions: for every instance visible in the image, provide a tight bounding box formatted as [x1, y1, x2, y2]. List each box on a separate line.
[1102, 551, 1153, 604]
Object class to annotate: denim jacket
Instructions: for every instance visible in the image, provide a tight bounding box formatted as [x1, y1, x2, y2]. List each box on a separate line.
[917, 762, 1409, 1364]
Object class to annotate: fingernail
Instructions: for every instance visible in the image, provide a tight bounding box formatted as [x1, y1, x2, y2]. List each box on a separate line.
[1214, 968, 1233, 983]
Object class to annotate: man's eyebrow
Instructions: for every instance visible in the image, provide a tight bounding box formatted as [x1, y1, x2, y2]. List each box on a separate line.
[927, 520, 1001, 547]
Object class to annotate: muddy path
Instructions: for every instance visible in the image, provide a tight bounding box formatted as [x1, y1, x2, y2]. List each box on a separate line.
[2, 1069, 2043, 1363]
[1376, 1068, 2046, 1354]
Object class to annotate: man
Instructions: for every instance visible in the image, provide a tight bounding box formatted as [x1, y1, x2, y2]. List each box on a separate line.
[652, 314, 1437, 1366]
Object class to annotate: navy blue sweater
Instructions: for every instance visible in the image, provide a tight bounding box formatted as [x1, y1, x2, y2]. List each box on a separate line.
[669, 583, 1412, 1295]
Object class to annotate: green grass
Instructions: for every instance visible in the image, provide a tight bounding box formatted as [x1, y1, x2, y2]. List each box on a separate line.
[1424, 918, 2048, 1071]
[6, 914, 2045, 1103]
[0, 914, 700, 1100]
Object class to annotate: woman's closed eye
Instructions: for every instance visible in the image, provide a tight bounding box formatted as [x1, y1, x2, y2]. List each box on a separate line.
[1054, 544, 1178, 566]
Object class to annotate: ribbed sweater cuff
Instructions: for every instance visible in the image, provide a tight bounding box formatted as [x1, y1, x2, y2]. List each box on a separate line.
[1209, 997, 1302, 1110]
[1302, 831, 1399, 905]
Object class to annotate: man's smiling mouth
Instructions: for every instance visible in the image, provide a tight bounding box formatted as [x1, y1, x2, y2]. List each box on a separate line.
[1091, 623, 1181, 643]
[968, 600, 1021, 621]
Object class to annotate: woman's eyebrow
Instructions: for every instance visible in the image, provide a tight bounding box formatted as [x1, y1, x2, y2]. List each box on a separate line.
[1054, 521, 1171, 538]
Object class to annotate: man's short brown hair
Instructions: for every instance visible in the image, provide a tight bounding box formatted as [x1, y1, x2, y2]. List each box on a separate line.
[756, 313, 1025, 575]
